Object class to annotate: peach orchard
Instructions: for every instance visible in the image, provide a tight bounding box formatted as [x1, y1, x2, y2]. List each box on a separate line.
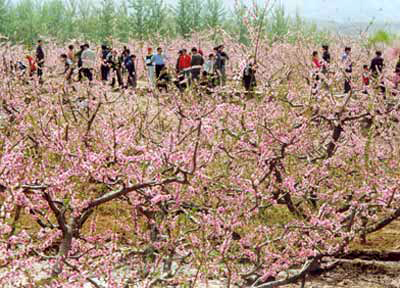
[1, 28, 400, 287]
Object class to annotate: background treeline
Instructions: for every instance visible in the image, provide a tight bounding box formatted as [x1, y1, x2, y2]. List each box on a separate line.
[0, 0, 330, 46]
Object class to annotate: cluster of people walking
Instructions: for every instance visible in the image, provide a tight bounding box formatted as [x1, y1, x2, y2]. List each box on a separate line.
[12, 40, 236, 92]
[143, 45, 231, 92]
[311, 45, 400, 96]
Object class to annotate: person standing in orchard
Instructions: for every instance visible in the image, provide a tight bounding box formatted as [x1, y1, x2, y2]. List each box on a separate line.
[145, 47, 155, 89]
[362, 64, 370, 94]
[76, 45, 85, 82]
[370, 50, 385, 94]
[215, 45, 229, 86]
[242, 62, 257, 92]
[203, 53, 217, 87]
[60, 54, 74, 84]
[190, 47, 204, 81]
[120, 47, 130, 76]
[100, 45, 111, 82]
[107, 49, 124, 88]
[80, 44, 96, 83]
[26, 55, 37, 78]
[203, 53, 215, 76]
[311, 51, 322, 95]
[67, 45, 75, 64]
[152, 47, 167, 79]
[36, 40, 45, 83]
[178, 48, 191, 81]
[321, 45, 330, 74]
[341, 47, 352, 94]
[176, 50, 183, 74]
[370, 51, 384, 77]
[125, 54, 137, 89]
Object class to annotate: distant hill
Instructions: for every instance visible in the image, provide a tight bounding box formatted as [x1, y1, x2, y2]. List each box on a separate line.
[308, 19, 400, 35]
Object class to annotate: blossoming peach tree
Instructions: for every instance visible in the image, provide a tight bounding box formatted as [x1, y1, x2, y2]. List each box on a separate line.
[1, 12, 400, 288]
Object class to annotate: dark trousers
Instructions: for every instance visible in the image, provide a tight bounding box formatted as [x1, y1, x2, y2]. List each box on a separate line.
[191, 68, 201, 81]
[37, 63, 43, 78]
[244, 78, 256, 91]
[78, 66, 83, 81]
[344, 78, 351, 94]
[155, 64, 165, 79]
[111, 68, 123, 87]
[380, 83, 386, 94]
[101, 65, 110, 81]
[81, 68, 93, 81]
[127, 70, 136, 88]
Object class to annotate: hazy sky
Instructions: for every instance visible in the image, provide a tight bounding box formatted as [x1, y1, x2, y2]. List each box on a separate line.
[167, 0, 400, 23]
[283, 0, 400, 22]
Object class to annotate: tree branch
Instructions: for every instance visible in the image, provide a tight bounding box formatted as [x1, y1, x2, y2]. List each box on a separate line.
[253, 256, 321, 288]
[82, 178, 179, 213]
[43, 192, 68, 234]
[366, 207, 400, 234]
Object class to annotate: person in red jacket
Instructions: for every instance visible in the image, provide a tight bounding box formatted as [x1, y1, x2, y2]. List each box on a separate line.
[311, 51, 322, 95]
[312, 51, 321, 69]
[178, 49, 191, 78]
[26, 55, 37, 78]
[362, 64, 370, 94]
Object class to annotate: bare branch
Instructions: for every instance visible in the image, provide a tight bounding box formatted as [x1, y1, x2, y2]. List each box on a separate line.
[86, 101, 102, 134]
[253, 256, 321, 288]
[83, 178, 179, 212]
[366, 207, 400, 235]
[190, 121, 202, 175]
[43, 192, 68, 233]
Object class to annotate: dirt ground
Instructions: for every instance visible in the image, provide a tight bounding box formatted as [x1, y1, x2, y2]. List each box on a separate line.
[286, 221, 400, 288]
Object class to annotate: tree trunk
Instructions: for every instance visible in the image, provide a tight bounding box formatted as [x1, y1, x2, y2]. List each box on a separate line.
[53, 229, 73, 276]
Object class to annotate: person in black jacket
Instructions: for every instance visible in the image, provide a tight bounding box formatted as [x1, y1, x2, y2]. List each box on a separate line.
[36, 40, 45, 82]
[215, 45, 229, 86]
[107, 49, 124, 88]
[100, 45, 111, 82]
[243, 62, 257, 92]
[76, 45, 85, 82]
[370, 51, 385, 94]
[190, 47, 204, 81]
[125, 54, 137, 89]
[322, 45, 331, 64]
[370, 51, 384, 78]
[396, 55, 400, 72]
[322, 45, 330, 74]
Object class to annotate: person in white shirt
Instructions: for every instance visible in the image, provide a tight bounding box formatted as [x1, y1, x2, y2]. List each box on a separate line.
[203, 53, 217, 87]
[145, 47, 155, 89]
[60, 54, 74, 83]
[341, 47, 352, 94]
[81, 44, 96, 82]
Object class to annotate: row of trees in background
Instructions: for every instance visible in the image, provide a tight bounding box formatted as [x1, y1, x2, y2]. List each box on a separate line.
[0, 0, 330, 46]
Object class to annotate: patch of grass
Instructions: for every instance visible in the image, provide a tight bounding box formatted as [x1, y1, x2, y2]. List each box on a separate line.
[350, 221, 400, 251]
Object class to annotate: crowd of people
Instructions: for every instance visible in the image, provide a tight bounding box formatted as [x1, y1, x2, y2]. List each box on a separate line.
[12, 40, 240, 92]
[311, 45, 400, 96]
[10, 40, 400, 96]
